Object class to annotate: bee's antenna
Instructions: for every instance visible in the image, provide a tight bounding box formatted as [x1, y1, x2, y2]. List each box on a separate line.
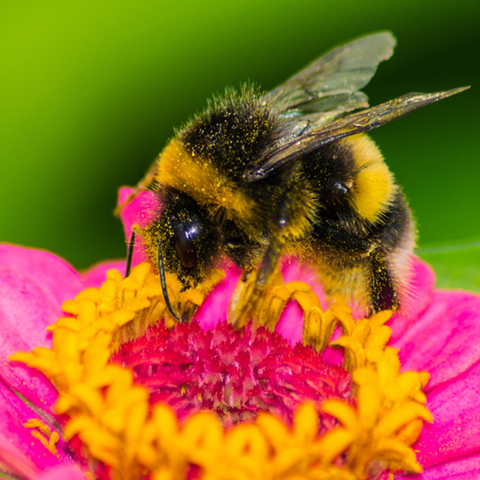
[157, 237, 182, 322]
[125, 230, 136, 277]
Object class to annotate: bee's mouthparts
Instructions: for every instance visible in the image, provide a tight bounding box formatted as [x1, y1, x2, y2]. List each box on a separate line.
[157, 237, 182, 322]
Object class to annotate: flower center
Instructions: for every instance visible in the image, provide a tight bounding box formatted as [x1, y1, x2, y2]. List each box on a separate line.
[112, 320, 353, 428]
[11, 262, 433, 480]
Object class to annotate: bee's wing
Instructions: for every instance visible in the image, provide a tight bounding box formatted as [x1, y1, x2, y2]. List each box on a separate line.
[245, 88, 469, 182]
[265, 31, 396, 117]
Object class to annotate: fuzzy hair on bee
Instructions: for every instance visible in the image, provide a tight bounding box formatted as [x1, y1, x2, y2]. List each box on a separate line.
[125, 31, 468, 322]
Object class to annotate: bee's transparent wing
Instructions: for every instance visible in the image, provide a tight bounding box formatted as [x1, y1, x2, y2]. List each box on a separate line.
[265, 31, 396, 118]
[246, 88, 469, 182]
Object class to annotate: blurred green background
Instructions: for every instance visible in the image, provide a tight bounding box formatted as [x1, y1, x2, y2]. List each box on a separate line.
[1, 0, 479, 271]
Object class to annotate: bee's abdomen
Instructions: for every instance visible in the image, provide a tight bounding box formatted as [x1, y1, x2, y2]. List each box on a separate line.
[304, 134, 413, 257]
[372, 188, 413, 251]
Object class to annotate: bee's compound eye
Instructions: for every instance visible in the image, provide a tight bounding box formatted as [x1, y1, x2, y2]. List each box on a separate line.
[173, 223, 198, 269]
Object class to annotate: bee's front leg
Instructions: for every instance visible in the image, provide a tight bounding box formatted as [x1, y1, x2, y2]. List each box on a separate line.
[228, 197, 293, 327]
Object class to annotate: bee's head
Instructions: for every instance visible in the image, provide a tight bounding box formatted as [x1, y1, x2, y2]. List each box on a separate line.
[141, 189, 222, 321]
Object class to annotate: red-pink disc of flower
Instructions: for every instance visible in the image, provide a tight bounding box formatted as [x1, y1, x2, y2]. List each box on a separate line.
[112, 320, 353, 429]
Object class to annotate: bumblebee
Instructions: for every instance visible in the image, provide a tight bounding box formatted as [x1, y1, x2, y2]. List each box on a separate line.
[127, 32, 467, 321]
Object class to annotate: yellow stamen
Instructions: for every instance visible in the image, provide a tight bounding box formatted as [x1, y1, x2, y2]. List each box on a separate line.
[331, 308, 393, 372]
[24, 419, 59, 456]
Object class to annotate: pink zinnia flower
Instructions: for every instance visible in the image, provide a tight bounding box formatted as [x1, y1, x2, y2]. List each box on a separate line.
[1, 187, 480, 479]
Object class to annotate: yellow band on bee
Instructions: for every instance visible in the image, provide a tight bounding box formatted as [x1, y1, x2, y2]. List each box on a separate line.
[345, 135, 397, 223]
[155, 140, 256, 222]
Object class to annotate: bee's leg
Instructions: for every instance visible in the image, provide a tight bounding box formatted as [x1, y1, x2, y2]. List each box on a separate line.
[368, 248, 398, 313]
[311, 224, 399, 313]
[228, 198, 292, 327]
[257, 197, 293, 286]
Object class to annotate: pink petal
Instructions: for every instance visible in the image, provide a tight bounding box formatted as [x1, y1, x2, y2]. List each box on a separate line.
[0, 264, 62, 410]
[118, 186, 159, 235]
[0, 430, 38, 479]
[0, 243, 84, 401]
[0, 266, 59, 353]
[394, 290, 480, 389]
[35, 465, 87, 480]
[117, 187, 158, 268]
[0, 379, 73, 472]
[194, 262, 242, 331]
[0, 244, 84, 308]
[411, 453, 480, 479]
[389, 257, 436, 341]
[414, 359, 480, 469]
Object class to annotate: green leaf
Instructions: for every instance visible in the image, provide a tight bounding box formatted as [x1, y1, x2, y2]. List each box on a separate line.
[418, 240, 480, 293]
